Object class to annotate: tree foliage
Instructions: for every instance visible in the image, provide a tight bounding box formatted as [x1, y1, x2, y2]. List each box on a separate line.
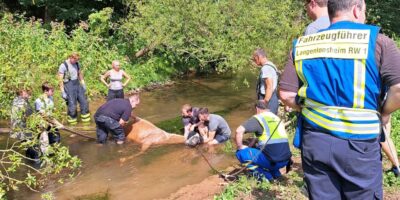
[121, 0, 305, 72]
[366, 0, 400, 36]
[3, 0, 128, 27]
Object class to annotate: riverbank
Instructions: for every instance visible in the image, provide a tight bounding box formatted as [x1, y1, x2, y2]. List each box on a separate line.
[162, 152, 400, 200]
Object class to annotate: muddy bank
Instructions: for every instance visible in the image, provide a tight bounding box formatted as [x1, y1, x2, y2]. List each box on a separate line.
[158, 174, 226, 200]
[161, 155, 400, 200]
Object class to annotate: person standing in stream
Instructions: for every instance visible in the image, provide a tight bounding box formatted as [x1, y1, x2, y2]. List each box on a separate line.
[58, 52, 90, 125]
[100, 60, 131, 101]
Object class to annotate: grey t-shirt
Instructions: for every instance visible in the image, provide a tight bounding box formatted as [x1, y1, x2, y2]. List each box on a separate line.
[208, 114, 231, 137]
[259, 61, 278, 95]
[58, 60, 79, 81]
[182, 107, 200, 126]
[242, 117, 263, 136]
[304, 16, 330, 35]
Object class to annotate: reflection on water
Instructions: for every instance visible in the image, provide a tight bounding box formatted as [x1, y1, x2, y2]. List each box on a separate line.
[6, 73, 259, 200]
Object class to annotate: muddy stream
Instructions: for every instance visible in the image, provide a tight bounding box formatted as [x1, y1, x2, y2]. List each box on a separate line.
[4, 73, 258, 200]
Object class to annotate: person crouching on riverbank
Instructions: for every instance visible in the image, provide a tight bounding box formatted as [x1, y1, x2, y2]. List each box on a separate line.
[235, 100, 292, 181]
[101, 60, 131, 101]
[94, 93, 140, 145]
[197, 108, 231, 145]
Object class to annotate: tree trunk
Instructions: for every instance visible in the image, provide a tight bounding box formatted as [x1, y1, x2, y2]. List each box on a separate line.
[135, 42, 156, 58]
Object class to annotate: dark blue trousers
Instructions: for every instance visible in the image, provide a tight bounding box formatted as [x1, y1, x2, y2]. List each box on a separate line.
[258, 91, 279, 115]
[107, 89, 124, 101]
[64, 79, 89, 118]
[236, 148, 289, 181]
[95, 115, 125, 144]
[302, 125, 382, 200]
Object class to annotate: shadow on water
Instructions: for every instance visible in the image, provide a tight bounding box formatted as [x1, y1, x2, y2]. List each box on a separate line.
[4, 72, 260, 200]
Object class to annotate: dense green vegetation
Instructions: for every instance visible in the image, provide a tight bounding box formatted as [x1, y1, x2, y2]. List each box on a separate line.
[366, 0, 399, 36]
[1, 0, 306, 120]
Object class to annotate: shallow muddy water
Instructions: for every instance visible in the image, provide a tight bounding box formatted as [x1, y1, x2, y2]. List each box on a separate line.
[5, 73, 260, 200]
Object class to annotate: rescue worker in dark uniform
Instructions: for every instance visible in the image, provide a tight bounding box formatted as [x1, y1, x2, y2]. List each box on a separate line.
[94, 94, 140, 144]
[279, 0, 400, 199]
[58, 52, 90, 125]
[235, 100, 292, 181]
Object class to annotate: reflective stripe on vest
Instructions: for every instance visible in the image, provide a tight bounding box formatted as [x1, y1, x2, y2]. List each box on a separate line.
[253, 112, 288, 146]
[302, 99, 380, 139]
[293, 21, 381, 140]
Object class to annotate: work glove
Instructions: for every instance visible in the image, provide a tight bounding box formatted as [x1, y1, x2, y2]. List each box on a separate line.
[50, 118, 65, 129]
[61, 91, 67, 99]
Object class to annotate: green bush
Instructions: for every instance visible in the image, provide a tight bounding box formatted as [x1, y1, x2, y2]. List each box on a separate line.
[0, 113, 81, 198]
[0, 11, 178, 120]
[121, 0, 305, 72]
[367, 0, 400, 36]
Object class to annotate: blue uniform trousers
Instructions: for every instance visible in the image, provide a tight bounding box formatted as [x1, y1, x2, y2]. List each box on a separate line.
[95, 115, 125, 144]
[302, 124, 382, 200]
[236, 147, 288, 181]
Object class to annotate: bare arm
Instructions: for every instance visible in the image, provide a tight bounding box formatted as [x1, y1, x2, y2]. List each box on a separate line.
[264, 78, 273, 102]
[204, 131, 216, 143]
[189, 122, 200, 131]
[382, 83, 400, 125]
[100, 71, 111, 87]
[235, 125, 245, 149]
[279, 89, 301, 111]
[183, 124, 192, 139]
[119, 118, 127, 126]
[122, 71, 131, 87]
[248, 138, 258, 148]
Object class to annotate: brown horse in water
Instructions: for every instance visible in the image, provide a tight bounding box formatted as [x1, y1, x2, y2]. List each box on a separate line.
[123, 117, 185, 155]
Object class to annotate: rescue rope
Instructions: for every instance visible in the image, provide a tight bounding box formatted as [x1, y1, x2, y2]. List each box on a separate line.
[228, 117, 284, 178]
[61, 127, 97, 140]
[44, 118, 97, 140]
[195, 146, 225, 176]
[195, 117, 284, 182]
[194, 146, 240, 181]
